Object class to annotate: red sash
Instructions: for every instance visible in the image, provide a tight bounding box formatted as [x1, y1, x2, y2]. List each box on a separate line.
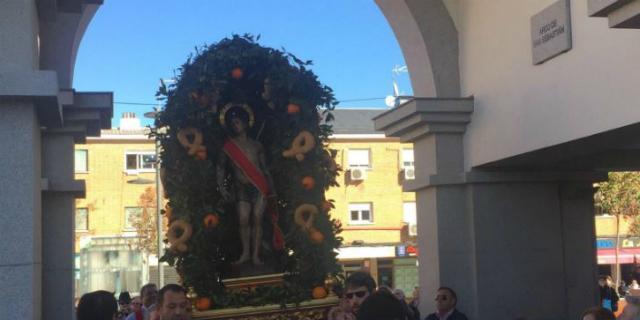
[223, 139, 284, 250]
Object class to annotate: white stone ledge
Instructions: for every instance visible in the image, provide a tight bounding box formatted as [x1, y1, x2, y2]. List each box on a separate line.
[0, 71, 58, 97]
[403, 171, 607, 191]
[373, 97, 474, 141]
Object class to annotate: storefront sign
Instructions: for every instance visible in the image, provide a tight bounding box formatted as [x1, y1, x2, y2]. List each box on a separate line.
[596, 237, 640, 249]
[622, 237, 640, 248]
[597, 238, 616, 249]
[531, 0, 572, 65]
[396, 245, 407, 257]
[337, 245, 396, 259]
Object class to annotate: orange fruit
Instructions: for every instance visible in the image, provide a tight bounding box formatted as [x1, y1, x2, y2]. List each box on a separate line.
[195, 297, 212, 311]
[231, 68, 243, 79]
[302, 176, 315, 190]
[312, 286, 328, 299]
[287, 103, 300, 114]
[309, 228, 324, 244]
[195, 150, 207, 160]
[203, 214, 219, 228]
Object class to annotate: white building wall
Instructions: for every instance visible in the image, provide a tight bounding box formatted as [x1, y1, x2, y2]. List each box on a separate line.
[444, 0, 640, 168]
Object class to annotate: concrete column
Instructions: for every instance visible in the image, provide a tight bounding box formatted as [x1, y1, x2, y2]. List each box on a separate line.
[375, 98, 601, 319]
[0, 102, 42, 320]
[0, 0, 40, 71]
[559, 182, 599, 317]
[42, 133, 82, 320]
[41, 193, 75, 320]
[375, 97, 475, 316]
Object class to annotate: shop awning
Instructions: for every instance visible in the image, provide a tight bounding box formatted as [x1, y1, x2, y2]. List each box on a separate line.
[597, 248, 640, 264]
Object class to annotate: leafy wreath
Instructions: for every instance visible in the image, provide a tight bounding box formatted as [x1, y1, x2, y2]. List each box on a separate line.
[153, 35, 343, 309]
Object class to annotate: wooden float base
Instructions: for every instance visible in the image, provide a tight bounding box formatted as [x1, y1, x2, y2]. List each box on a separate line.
[193, 296, 339, 320]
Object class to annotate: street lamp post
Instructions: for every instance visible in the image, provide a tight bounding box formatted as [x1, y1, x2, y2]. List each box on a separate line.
[144, 109, 164, 287]
[146, 78, 175, 287]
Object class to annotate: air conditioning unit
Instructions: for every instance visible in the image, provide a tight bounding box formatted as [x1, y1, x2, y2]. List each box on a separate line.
[409, 223, 418, 236]
[404, 167, 415, 180]
[349, 168, 367, 181]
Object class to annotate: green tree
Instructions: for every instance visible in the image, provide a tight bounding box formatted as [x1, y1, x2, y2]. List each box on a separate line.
[596, 172, 640, 226]
[132, 186, 167, 254]
[595, 172, 640, 284]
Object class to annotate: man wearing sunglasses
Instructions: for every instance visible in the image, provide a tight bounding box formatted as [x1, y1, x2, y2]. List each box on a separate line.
[425, 287, 468, 320]
[344, 271, 376, 315]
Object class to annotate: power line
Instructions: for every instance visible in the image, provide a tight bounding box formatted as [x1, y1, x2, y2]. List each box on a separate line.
[114, 97, 387, 107]
[114, 101, 159, 106]
[338, 97, 385, 103]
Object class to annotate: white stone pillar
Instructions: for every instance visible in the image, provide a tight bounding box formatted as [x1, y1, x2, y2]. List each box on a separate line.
[0, 102, 43, 320]
[0, 1, 45, 319]
[42, 133, 83, 320]
[375, 98, 601, 319]
[1, 2, 109, 319]
[375, 97, 475, 316]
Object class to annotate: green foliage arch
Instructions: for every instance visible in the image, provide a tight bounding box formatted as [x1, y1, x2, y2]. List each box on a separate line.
[154, 35, 343, 308]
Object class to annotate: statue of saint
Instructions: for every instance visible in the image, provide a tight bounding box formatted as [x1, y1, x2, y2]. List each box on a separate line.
[217, 104, 284, 267]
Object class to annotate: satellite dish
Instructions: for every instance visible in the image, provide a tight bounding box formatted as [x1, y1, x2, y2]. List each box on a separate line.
[385, 95, 397, 108]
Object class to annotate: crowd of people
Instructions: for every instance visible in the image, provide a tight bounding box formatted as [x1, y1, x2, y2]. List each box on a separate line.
[327, 271, 468, 320]
[80, 271, 640, 320]
[583, 274, 640, 320]
[76, 283, 191, 320]
[76, 270, 471, 320]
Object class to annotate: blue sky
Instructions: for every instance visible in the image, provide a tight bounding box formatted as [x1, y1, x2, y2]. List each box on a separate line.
[74, 0, 412, 126]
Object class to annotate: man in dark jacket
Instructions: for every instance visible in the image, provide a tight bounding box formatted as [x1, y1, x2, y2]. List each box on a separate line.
[424, 287, 468, 320]
[598, 275, 620, 312]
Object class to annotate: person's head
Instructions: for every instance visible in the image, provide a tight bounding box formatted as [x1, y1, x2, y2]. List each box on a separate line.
[392, 288, 406, 302]
[620, 295, 640, 320]
[377, 285, 392, 294]
[598, 275, 613, 287]
[411, 286, 420, 304]
[356, 290, 407, 320]
[157, 284, 191, 320]
[435, 287, 457, 314]
[344, 271, 376, 314]
[130, 297, 143, 313]
[225, 106, 250, 135]
[581, 306, 616, 320]
[140, 283, 158, 308]
[118, 291, 132, 312]
[76, 290, 118, 320]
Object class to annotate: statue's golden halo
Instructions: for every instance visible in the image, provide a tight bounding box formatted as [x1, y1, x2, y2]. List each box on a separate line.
[219, 103, 255, 128]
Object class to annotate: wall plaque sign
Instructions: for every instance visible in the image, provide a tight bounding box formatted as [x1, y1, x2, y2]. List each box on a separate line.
[531, 0, 572, 65]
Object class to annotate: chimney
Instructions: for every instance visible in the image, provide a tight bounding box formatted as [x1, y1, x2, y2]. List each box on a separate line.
[119, 112, 141, 130]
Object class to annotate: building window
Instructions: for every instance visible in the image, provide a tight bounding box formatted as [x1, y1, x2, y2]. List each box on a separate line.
[403, 202, 417, 236]
[75, 150, 88, 173]
[349, 203, 373, 224]
[125, 151, 156, 172]
[76, 208, 88, 231]
[124, 207, 142, 231]
[401, 149, 414, 168]
[348, 149, 370, 168]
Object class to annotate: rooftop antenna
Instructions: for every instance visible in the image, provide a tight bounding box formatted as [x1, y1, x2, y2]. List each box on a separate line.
[385, 65, 408, 108]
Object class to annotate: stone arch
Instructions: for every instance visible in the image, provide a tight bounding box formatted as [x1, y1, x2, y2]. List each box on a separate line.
[0, 2, 462, 319]
[39, 4, 100, 89]
[376, 0, 460, 98]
